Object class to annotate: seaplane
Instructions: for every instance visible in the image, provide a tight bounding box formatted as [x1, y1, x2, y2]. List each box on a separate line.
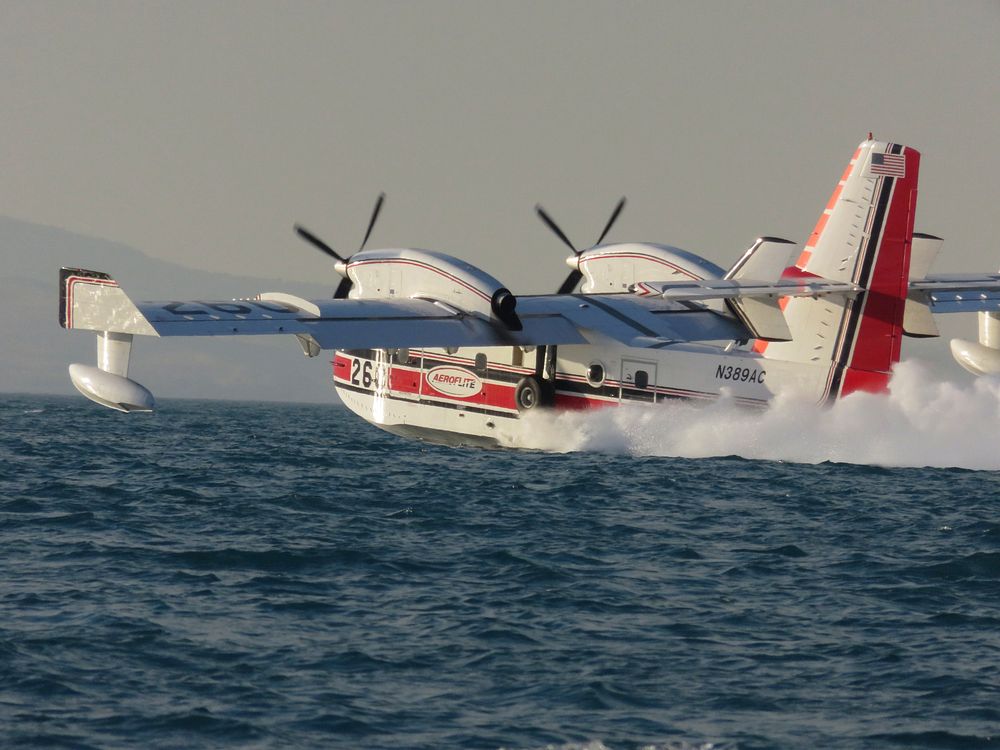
[60, 137, 1000, 448]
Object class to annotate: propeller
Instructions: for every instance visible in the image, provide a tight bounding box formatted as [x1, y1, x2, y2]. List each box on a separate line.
[295, 192, 386, 298]
[535, 197, 626, 294]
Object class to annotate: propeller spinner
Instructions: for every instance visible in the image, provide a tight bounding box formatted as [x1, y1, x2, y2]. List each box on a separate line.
[295, 192, 386, 298]
[535, 197, 626, 294]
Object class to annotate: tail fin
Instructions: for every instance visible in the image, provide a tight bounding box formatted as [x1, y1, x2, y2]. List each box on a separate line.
[758, 139, 920, 399]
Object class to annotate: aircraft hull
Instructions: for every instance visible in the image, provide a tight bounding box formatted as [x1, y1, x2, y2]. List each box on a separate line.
[333, 343, 829, 448]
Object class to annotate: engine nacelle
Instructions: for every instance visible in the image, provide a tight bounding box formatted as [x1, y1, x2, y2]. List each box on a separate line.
[575, 243, 726, 293]
[343, 248, 520, 328]
[69, 364, 155, 412]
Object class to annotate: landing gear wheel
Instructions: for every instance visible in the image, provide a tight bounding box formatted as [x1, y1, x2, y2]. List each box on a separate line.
[515, 376, 543, 411]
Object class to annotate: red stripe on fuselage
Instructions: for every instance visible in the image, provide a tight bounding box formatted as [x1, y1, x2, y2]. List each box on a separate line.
[334, 351, 769, 415]
[333, 355, 350, 379]
[333, 352, 518, 411]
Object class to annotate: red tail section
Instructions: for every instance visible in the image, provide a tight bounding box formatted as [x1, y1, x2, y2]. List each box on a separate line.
[837, 145, 919, 394]
[758, 140, 920, 399]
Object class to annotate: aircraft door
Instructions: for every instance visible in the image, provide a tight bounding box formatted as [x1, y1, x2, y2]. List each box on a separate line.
[621, 359, 657, 403]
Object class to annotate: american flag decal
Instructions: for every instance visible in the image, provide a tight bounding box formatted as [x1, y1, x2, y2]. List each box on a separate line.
[870, 152, 905, 178]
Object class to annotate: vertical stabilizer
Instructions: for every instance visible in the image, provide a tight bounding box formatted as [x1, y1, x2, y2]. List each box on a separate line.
[758, 139, 920, 399]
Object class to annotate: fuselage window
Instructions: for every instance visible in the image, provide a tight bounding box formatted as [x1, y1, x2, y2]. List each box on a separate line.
[587, 362, 606, 388]
[394, 348, 411, 365]
[634, 369, 649, 389]
[475, 352, 488, 376]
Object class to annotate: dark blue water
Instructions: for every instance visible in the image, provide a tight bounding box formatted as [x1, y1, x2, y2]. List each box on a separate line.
[2, 393, 999, 749]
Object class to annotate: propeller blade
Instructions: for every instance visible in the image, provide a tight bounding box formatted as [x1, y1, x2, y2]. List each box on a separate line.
[535, 204, 578, 255]
[333, 277, 353, 299]
[359, 192, 386, 251]
[295, 224, 345, 263]
[556, 269, 583, 295]
[594, 196, 626, 246]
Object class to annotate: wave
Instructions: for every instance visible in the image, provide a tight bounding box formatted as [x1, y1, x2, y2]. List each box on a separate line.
[515, 361, 1000, 470]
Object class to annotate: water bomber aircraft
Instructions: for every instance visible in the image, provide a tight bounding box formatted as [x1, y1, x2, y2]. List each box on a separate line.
[60, 138, 1000, 447]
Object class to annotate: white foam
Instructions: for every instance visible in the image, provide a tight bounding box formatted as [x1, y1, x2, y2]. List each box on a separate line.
[514, 361, 1000, 470]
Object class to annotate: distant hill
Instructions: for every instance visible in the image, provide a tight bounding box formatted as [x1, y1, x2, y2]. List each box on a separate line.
[0, 216, 340, 404]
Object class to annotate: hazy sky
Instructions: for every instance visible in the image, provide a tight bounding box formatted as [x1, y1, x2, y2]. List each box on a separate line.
[3, 0, 998, 296]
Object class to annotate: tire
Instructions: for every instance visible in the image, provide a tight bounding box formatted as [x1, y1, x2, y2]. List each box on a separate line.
[515, 376, 543, 411]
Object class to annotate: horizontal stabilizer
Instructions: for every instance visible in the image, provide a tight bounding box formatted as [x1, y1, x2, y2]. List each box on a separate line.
[903, 235, 944, 336]
[909, 234, 943, 280]
[724, 237, 798, 282]
[724, 237, 797, 341]
[903, 291, 939, 338]
[635, 256, 865, 342]
[729, 295, 790, 341]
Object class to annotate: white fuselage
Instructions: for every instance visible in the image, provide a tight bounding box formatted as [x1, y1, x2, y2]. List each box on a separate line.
[325, 240, 850, 446]
[333, 340, 830, 447]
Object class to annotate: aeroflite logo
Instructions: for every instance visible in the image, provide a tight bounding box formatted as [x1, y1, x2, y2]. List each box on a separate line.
[427, 366, 483, 397]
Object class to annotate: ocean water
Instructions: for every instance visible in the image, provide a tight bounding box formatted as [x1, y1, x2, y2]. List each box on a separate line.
[3, 372, 1000, 749]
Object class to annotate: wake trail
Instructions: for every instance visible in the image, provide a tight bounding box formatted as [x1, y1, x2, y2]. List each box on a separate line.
[514, 361, 1000, 470]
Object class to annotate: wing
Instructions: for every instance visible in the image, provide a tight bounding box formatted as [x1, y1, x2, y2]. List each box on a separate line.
[134, 295, 588, 349]
[910, 274, 1000, 313]
[515, 293, 746, 346]
[633, 277, 862, 300]
[60, 269, 584, 349]
[60, 267, 749, 352]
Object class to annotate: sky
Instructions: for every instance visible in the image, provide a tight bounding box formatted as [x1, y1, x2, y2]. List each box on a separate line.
[2, 0, 999, 385]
